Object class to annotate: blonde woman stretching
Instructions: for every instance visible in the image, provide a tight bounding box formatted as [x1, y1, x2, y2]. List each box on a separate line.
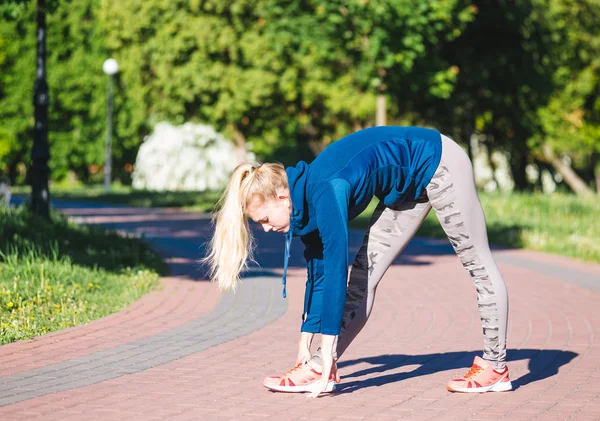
[204, 126, 511, 398]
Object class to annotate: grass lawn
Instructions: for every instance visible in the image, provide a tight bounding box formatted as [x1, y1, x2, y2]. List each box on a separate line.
[0, 205, 168, 345]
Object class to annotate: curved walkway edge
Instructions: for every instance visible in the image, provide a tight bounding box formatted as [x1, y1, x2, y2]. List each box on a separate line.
[0, 276, 286, 407]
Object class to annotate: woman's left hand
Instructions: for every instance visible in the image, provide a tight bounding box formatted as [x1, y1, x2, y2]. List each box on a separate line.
[308, 375, 331, 398]
[307, 334, 336, 398]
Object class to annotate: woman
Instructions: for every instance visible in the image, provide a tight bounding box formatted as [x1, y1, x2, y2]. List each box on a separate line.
[204, 126, 511, 398]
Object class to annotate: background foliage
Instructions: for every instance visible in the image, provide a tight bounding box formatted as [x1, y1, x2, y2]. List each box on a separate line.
[0, 0, 598, 192]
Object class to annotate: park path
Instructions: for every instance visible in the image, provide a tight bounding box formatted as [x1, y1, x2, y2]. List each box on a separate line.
[1, 200, 600, 421]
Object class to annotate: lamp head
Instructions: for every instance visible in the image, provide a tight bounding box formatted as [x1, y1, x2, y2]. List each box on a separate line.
[103, 58, 119, 75]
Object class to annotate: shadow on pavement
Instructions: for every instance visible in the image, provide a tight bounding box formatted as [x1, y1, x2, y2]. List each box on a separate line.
[336, 348, 578, 394]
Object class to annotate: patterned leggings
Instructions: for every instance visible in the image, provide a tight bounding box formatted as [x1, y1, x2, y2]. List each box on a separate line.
[322, 135, 508, 370]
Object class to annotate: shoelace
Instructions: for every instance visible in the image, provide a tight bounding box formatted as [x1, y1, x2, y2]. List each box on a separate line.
[283, 363, 306, 377]
[464, 365, 484, 378]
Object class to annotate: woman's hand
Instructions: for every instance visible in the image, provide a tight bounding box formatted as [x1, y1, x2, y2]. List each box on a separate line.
[308, 334, 336, 398]
[296, 332, 314, 365]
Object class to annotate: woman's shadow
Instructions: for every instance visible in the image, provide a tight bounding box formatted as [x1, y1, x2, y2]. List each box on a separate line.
[335, 348, 577, 393]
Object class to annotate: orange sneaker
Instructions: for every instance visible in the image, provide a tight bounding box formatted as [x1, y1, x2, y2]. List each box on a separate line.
[446, 356, 512, 393]
[262, 361, 339, 393]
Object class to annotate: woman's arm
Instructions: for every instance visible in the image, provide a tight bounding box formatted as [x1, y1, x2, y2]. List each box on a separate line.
[307, 180, 350, 397]
[313, 180, 350, 336]
[308, 334, 336, 398]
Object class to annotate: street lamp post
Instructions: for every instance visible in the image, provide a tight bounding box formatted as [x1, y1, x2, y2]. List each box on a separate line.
[102, 58, 118, 191]
[31, 0, 50, 218]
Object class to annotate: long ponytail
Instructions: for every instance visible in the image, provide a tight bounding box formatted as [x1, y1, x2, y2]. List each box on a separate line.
[202, 162, 287, 292]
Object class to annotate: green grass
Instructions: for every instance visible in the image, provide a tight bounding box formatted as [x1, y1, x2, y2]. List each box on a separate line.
[350, 192, 600, 264]
[0, 205, 168, 345]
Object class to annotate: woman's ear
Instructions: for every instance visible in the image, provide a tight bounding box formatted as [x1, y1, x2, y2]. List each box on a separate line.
[276, 187, 290, 200]
[276, 189, 291, 209]
[278, 195, 291, 209]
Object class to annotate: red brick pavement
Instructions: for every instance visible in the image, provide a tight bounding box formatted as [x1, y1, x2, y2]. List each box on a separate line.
[1, 205, 600, 420]
[0, 276, 219, 376]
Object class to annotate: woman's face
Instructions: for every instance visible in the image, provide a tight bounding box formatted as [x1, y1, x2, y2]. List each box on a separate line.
[247, 191, 291, 233]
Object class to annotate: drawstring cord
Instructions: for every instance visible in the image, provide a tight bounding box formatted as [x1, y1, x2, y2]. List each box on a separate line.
[281, 229, 293, 298]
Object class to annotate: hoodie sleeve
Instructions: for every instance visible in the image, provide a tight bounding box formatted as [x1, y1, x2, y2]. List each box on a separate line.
[300, 231, 325, 333]
[302, 179, 350, 335]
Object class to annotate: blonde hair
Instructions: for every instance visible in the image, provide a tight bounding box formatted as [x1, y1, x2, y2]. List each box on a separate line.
[202, 162, 288, 292]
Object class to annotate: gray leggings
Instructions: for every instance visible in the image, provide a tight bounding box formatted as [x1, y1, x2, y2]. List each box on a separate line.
[316, 135, 508, 370]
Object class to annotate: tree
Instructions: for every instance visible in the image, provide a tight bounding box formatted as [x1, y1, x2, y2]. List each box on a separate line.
[408, 0, 562, 191]
[259, 0, 475, 153]
[97, 0, 292, 161]
[4, 0, 595, 192]
[96, 0, 475, 164]
[45, 0, 122, 183]
[0, 5, 33, 185]
[1, 0, 136, 189]
[531, 0, 600, 196]
[31, 0, 51, 217]
[413, 0, 599, 195]
[1, 0, 57, 217]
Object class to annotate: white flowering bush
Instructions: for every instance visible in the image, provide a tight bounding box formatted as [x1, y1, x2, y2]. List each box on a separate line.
[132, 122, 254, 191]
[470, 134, 558, 193]
[470, 135, 515, 192]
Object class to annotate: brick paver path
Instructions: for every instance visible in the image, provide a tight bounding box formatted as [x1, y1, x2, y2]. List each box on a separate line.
[1, 200, 600, 421]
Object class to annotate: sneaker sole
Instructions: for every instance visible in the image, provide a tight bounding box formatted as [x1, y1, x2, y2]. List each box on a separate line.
[447, 377, 512, 393]
[263, 380, 337, 393]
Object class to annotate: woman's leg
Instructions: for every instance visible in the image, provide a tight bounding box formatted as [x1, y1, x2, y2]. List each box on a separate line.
[426, 135, 508, 370]
[306, 196, 432, 367]
[334, 200, 431, 359]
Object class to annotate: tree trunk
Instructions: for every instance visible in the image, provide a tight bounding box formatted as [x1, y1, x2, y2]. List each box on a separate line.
[593, 156, 600, 196]
[376, 94, 386, 126]
[486, 142, 501, 189]
[510, 144, 529, 191]
[465, 129, 474, 164]
[461, 109, 474, 162]
[229, 124, 248, 164]
[301, 122, 326, 157]
[31, 0, 50, 218]
[8, 160, 18, 186]
[542, 143, 594, 197]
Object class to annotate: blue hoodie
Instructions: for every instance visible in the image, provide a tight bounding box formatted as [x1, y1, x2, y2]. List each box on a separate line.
[282, 126, 442, 335]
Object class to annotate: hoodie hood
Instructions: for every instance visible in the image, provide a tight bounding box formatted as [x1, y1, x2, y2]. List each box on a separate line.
[285, 161, 310, 236]
[280, 161, 310, 299]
